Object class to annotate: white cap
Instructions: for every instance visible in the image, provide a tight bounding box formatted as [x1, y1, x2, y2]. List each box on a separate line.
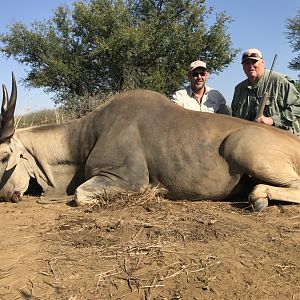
[189, 60, 207, 72]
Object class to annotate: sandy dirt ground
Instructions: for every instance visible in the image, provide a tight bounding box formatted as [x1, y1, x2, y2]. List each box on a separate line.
[0, 189, 299, 300]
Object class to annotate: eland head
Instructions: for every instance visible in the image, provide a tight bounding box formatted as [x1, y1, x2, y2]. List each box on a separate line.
[0, 74, 31, 202]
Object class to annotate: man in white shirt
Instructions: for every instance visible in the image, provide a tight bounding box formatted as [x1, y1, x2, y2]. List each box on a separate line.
[172, 60, 230, 114]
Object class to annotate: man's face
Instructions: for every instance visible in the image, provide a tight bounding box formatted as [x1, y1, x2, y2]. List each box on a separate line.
[242, 59, 265, 83]
[189, 67, 208, 91]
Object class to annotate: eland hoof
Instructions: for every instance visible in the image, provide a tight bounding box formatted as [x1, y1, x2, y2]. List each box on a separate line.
[251, 198, 268, 212]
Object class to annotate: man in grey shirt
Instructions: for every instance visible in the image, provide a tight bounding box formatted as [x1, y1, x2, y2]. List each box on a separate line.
[172, 60, 230, 114]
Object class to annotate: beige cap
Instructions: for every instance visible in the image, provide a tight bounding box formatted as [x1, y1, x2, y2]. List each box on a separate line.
[189, 60, 207, 72]
[241, 48, 263, 63]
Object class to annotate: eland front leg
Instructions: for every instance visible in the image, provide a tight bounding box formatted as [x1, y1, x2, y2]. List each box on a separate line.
[74, 176, 126, 206]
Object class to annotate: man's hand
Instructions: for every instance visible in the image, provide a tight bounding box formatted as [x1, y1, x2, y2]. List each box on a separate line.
[255, 115, 274, 126]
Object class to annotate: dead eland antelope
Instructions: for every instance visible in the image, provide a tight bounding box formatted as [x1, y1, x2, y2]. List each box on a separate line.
[0, 74, 300, 212]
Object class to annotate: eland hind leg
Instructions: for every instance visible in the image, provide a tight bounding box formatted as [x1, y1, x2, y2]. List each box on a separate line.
[248, 183, 300, 212]
[223, 126, 300, 212]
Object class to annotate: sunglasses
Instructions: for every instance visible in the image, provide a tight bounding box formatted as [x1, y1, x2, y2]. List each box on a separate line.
[191, 70, 207, 77]
[242, 52, 262, 61]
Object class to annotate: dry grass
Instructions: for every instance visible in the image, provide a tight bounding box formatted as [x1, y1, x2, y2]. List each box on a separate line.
[15, 93, 111, 128]
[15, 108, 69, 128]
[90, 185, 167, 210]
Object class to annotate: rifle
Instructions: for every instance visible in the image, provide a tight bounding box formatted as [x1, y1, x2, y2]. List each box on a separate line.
[255, 54, 278, 119]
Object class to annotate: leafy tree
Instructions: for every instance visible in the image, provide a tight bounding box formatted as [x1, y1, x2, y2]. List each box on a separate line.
[286, 9, 300, 92]
[286, 9, 300, 74]
[0, 0, 238, 108]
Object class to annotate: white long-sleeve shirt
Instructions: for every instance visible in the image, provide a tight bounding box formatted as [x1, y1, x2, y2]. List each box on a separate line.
[172, 86, 229, 114]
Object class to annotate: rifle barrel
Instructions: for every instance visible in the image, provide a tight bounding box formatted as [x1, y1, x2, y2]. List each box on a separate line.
[255, 54, 278, 119]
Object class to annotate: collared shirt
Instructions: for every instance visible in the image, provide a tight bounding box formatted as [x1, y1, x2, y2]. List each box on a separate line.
[172, 86, 230, 114]
[231, 69, 300, 137]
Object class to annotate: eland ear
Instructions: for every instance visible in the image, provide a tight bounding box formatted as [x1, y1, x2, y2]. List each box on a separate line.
[0, 73, 17, 143]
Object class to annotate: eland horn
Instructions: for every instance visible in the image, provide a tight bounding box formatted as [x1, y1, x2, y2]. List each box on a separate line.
[0, 73, 17, 142]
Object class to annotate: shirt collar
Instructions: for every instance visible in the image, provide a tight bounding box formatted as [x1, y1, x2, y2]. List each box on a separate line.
[187, 85, 210, 96]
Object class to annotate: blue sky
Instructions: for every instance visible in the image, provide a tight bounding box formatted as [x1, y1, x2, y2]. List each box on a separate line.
[0, 0, 299, 114]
